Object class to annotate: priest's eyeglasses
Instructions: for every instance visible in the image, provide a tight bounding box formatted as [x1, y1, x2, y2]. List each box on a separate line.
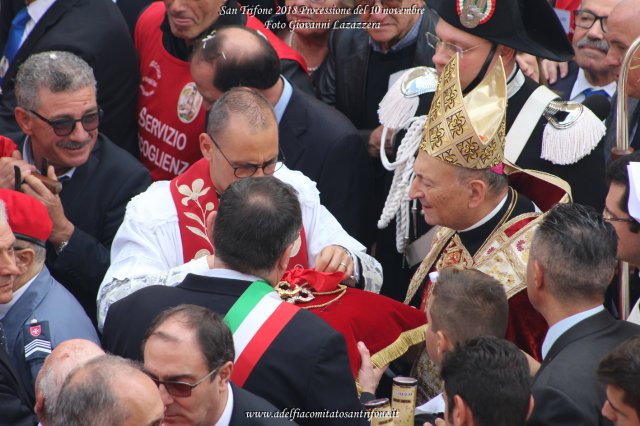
[603, 207, 635, 223]
[144, 368, 218, 398]
[211, 137, 284, 178]
[426, 32, 483, 59]
[29, 109, 103, 137]
[573, 10, 608, 33]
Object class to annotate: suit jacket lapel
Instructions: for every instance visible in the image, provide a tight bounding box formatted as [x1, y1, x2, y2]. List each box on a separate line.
[4, 0, 80, 86]
[538, 310, 614, 372]
[279, 88, 307, 166]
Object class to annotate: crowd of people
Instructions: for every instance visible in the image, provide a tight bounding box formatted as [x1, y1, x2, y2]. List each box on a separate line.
[1, 0, 640, 424]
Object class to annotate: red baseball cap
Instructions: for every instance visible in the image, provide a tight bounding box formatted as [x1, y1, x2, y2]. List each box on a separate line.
[0, 189, 52, 247]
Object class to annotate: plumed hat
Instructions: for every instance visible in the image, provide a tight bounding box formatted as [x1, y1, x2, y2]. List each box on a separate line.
[435, 0, 574, 62]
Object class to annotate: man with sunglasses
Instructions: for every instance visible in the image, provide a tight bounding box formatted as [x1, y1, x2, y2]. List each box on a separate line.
[549, 0, 619, 102]
[143, 305, 293, 426]
[6, 51, 151, 324]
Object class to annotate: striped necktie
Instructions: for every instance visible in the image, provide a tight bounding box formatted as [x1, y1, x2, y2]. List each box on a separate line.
[0, 8, 30, 84]
[0, 321, 7, 354]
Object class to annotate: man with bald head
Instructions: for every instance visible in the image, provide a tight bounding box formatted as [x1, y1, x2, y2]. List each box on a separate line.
[50, 354, 164, 426]
[34, 339, 104, 426]
[190, 26, 373, 246]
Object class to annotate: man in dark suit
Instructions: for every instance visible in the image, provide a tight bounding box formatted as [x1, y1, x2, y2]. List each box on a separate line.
[0, 0, 139, 155]
[549, 0, 619, 102]
[4, 51, 151, 322]
[526, 203, 640, 425]
[190, 26, 374, 246]
[144, 304, 295, 425]
[103, 176, 366, 425]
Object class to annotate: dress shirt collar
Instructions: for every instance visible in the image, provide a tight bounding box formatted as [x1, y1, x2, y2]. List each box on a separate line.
[569, 68, 616, 102]
[369, 13, 423, 53]
[0, 269, 40, 319]
[459, 192, 509, 232]
[23, 0, 56, 44]
[200, 267, 265, 284]
[214, 382, 233, 426]
[22, 136, 76, 180]
[273, 76, 292, 124]
[541, 305, 605, 360]
[507, 67, 525, 99]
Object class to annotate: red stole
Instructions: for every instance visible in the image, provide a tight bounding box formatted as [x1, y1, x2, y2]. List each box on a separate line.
[169, 158, 309, 268]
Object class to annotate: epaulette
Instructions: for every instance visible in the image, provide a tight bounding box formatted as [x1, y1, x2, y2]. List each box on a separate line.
[378, 66, 438, 130]
[23, 319, 52, 361]
[541, 99, 605, 165]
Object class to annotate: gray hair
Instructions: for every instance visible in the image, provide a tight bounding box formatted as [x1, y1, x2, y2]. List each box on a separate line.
[455, 167, 509, 196]
[37, 340, 104, 422]
[15, 51, 97, 111]
[16, 240, 45, 264]
[51, 355, 140, 426]
[531, 203, 617, 304]
[206, 87, 276, 144]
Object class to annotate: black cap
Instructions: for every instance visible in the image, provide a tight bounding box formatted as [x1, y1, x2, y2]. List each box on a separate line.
[435, 0, 574, 62]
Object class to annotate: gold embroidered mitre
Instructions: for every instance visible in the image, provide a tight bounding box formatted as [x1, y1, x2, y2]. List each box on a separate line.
[420, 53, 507, 169]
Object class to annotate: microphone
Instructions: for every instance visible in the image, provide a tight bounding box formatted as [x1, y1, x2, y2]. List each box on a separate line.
[582, 94, 611, 121]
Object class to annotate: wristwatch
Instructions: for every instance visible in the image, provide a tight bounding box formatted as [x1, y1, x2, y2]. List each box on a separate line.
[55, 240, 69, 254]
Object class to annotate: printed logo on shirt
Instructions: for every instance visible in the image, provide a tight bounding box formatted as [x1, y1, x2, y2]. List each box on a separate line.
[140, 60, 162, 97]
[177, 82, 203, 124]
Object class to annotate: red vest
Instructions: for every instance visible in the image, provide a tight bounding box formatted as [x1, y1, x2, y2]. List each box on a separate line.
[135, 3, 306, 181]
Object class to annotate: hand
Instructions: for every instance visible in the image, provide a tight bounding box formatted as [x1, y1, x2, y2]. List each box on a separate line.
[22, 165, 74, 244]
[368, 125, 393, 158]
[0, 150, 35, 189]
[516, 53, 540, 83]
[314, 245, 354, 278]
[357, 341, 388, 395]
[540, 59, 568, 85]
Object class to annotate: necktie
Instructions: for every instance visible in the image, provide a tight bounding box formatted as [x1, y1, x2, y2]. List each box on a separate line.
[0, 8, 30, 83]
[583, 88, 610, 99]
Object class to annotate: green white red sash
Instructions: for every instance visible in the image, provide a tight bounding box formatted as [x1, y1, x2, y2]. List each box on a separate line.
[224, 280, 299, 386]
[169, 158, 309, 268]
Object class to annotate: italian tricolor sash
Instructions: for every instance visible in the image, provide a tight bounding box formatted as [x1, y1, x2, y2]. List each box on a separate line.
[169, 158, 309, 268]
[224, 280, 299, 386]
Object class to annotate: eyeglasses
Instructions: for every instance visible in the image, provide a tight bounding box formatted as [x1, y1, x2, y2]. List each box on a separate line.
[603, 207, 636, 223]
[573, 10, 608, 33]
[426, 32, 483, 59]
[145, 368, 218, 398]
[211, 136, 283, 178]
[356, 0, 404, 9]
[29, 109, 103, 137]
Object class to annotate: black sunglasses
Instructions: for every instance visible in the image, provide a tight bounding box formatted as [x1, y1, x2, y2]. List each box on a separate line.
[29, 109, 103, 137]
[144, 368, 218, 398]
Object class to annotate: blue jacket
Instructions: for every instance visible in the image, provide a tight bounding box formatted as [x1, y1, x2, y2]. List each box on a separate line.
[2, 266, 99, 402]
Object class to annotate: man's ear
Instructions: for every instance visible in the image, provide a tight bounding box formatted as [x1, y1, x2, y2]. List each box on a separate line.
[200, 132, 214, 160]
[497, 45, 517, 64]
[34, 390, 46, 422]
[436, 330, 453, 358]
[467, 179, 488, 209]
[216, 361, 233, 390]
[15, 248, 34, 273]
[526, 395, 535, 421]
[206, 210, 217, 241]
[14, 107, 34, 135]
[451, 394, 472, 425]
[277, 241, 295, 271]
[533, 259, 545, 291]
